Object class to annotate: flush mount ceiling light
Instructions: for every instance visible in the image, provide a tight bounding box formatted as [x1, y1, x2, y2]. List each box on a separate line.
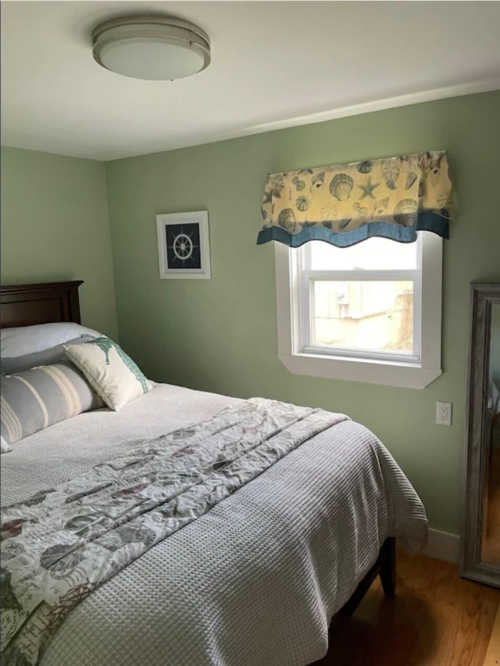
[92, 16, 211, 81]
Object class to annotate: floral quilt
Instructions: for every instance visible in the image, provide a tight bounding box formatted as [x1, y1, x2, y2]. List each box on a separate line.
[1, 398, 347, 666]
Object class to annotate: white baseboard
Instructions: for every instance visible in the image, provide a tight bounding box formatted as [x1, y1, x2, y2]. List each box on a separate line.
[422, 529, 460, 564]
[398, 529, 460, 564]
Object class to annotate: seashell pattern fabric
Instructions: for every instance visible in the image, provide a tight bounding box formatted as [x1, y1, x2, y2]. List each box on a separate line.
[0, 398, 347, 666]
[258, 151, 454, 247]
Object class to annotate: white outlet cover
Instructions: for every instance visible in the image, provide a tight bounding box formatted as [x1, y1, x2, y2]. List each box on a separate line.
[436, 401, 452, 426]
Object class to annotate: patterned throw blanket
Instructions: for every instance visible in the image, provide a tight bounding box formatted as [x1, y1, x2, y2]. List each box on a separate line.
[1, 398, 347, 666]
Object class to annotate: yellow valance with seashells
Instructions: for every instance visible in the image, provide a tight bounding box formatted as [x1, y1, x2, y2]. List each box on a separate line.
[257, 151, 454, 247]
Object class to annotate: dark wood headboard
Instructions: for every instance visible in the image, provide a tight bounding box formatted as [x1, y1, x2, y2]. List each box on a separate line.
[1, 281, 83, 329]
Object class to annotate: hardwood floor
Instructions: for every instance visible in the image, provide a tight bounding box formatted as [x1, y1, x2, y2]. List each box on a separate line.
[484, 602, 500, 666]
[317, 551, 500, 666]
[484, 444, 500, 564]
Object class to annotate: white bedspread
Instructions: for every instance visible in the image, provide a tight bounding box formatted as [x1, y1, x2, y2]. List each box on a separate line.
[1, 384, 427, 666]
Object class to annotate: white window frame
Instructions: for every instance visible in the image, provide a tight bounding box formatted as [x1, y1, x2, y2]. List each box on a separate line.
[275, 232, 442, 389]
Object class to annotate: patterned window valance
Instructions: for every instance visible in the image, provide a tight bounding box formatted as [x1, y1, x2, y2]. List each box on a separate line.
[257, 151, 454, 247]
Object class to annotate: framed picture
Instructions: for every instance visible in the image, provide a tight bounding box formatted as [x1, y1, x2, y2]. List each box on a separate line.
[156, 211, 211, 280]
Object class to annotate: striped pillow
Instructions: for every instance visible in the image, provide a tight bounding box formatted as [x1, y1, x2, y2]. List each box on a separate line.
[0, 362, 102, 448]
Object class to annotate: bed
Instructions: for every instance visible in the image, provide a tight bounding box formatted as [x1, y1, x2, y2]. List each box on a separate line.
[1, 281, 428, 666]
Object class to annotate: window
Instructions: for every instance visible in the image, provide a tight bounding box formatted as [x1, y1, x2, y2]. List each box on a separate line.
[302, 238, 420, 361]
[275, 232, 442, 389]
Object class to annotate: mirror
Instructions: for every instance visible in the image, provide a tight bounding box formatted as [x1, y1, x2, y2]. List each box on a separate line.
[461, 284, 500, 586]
[483, 304, 500, 564]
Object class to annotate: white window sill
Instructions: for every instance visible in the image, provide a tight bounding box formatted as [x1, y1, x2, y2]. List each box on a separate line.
[278, 351, 442, 389]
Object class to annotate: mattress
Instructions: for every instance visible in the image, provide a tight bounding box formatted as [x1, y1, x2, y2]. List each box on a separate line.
[1, 384, 427, 666]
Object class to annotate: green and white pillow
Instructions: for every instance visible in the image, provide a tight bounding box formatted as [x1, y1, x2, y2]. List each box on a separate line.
[1, 362, 102, 449]
[64, 337, 151, 411]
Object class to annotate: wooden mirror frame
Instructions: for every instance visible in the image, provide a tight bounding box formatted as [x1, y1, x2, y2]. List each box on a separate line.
[461, 283, 500, 587]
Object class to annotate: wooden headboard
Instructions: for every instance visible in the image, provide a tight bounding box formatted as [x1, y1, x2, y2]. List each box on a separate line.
[1, 281, 83, 329]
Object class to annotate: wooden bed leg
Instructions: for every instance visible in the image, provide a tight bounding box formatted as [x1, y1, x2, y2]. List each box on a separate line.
[380, 537, 397, 598]
[329, 537, 397, 633]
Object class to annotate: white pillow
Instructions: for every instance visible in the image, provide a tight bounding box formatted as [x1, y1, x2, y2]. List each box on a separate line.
[64, 337, 151, 411]
[1, 323, 101, 358]
[1, 436, 12, 454]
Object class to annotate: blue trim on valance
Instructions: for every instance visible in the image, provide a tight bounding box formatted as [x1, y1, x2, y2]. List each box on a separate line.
[256, 212, 449, 248]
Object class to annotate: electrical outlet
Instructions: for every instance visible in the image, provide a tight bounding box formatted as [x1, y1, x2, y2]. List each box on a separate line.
[436, 401, 452, 426]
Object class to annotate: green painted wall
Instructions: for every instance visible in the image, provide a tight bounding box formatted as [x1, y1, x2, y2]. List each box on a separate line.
[1, 147, 118, 338]
[106, 90, 500, 536]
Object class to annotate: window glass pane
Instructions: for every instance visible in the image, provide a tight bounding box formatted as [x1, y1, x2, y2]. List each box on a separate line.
[308, 237, 418, 270]
[312, 280, 414, 355]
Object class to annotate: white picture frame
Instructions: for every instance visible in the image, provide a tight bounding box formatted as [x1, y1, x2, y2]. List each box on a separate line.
[156, 211, 211, 280]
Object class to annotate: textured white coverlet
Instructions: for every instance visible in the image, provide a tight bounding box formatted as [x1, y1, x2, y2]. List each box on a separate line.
[1, 384, 427, 666]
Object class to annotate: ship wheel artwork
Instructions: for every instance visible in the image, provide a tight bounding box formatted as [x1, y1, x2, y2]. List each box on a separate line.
[173, 233, 194, 261]
[165, 224, 201, 269]
[157, 211, 211, 280]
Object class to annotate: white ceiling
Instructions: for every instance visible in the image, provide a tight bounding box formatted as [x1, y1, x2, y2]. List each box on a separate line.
[2, 1, 500, 162]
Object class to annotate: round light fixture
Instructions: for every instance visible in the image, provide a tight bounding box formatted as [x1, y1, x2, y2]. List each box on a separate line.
[92, 16, 211, 81]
